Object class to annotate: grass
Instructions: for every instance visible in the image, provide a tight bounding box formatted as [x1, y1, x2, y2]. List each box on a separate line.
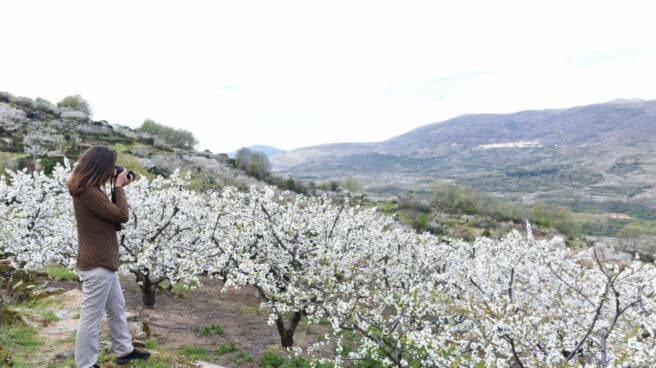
[216, 341, 237, 355]
[239, 305, 261, 315]
[376, 201, 398, 214]
[259, 350, 285, 367]
[145, 338, 159, 350]
[40, 265, 79, 281]
[194, 323, 224, 337]
[160, 280, 196, 294]
[19, 293, 70, 310]
[180, 345, 209, 360]
[114, 152, 153, 180]
[50, 351, 192, 368]
[0, 151, 24, 172]
[40, 310, 60, 322]
[55, 330, 77, 345]
[0, 323, 43, 365]
[229, 351, 253, 365]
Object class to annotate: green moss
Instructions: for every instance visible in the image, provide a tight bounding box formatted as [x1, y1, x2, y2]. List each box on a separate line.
[40, 265, 79, 281]
[19, 292, 70, 310]
[0, 305, 23, 325]
[7, 270, 39, 303]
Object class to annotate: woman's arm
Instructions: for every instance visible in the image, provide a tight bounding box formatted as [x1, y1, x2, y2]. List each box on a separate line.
[81, 187, 129, 224]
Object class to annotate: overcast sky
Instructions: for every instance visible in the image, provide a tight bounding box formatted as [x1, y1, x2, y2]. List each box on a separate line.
[2, 0, 655, 153]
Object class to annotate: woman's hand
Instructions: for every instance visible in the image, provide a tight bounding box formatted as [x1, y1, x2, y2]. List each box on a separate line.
[114, 169, 132, 188]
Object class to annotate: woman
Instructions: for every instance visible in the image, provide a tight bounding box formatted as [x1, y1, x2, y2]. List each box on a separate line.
[66, 145, 150, 367]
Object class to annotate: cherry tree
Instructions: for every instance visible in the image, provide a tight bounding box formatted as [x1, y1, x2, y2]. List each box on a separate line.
[444, 231, 656, 367]
[0, 161, 76, 269]
[329, 229, 656, 367]
[119, 169, 211, 307]
[1, 161, 655, 367]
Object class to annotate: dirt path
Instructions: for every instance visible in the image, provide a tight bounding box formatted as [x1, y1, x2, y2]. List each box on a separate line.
[14, 289, 80, 366]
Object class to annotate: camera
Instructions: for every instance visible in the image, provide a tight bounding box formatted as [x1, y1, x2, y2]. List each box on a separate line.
[115, 165, 136, 181]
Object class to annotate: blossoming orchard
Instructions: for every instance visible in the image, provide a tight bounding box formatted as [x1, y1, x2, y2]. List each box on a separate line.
[1, 161, 655, 367]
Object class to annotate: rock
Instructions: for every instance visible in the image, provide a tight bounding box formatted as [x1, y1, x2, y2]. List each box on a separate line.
[25, 286, 65, 301]
[48, 349, 74, 365]
[125, 311, 140, 322]
[194, 361, 228, 368]
[7, 270, 39, 303]
[101, 339, 113, 354]
[33, 315, 51, 327]
[54, 309, 71, 319]
[129, 321, 146, 340]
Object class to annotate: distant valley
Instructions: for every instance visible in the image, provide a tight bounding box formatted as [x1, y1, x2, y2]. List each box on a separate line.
[271, 99, 656, 214]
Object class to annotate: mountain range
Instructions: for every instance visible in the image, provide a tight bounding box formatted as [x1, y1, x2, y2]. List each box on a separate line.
[270, 99, 656, 211]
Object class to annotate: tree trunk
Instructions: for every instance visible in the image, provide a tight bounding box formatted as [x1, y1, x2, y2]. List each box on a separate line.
[140, 278, 156, 308]
[275, 311, 302, 347]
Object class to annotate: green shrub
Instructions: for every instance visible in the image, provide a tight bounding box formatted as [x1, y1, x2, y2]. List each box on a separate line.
[216, 341, 236, 355]
[13, 96, 36, 110]
[280, 357, 311, 368]
[259, 350, 285, 367]
[39, 157, 64, 175]
[234, 148, 271, 179]
[343, 176, 363, 193]
[137, 119, 197, 149]
[200, 323, 223, 337]
[0, 91, 11, 102]
[180, 345, 208, 360]
[416, 212, 429, 231]
[35, 97, 58, 115]
[57, 94, 92, 116]
[229, 351, 253, 364]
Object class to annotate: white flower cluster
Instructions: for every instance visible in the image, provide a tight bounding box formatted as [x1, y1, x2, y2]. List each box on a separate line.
[1, 162, 655, 367]
[0, 162, 76, 269]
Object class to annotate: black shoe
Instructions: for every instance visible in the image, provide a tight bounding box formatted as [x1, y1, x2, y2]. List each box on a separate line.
[92, 365, 100, 368]
[116, 348, 151, 365]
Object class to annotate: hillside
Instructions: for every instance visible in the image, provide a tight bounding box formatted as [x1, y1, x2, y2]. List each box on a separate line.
[270, 99, 656, 214]
[0, 93, 265, 192]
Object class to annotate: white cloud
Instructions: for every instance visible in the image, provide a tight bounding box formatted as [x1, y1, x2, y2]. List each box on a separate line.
[1, 0, 655, 152]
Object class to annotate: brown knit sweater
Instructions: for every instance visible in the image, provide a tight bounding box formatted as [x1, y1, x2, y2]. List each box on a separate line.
[73, 186, 129, 271]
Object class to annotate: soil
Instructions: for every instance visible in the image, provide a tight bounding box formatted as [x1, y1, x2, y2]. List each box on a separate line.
[120, 275, 328, 367]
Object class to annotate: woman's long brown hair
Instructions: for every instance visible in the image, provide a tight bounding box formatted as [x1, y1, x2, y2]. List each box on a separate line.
[66, 145, 117, 197]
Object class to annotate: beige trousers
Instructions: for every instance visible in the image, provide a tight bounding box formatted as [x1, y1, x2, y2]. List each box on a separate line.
[75, 267, 133, 368]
